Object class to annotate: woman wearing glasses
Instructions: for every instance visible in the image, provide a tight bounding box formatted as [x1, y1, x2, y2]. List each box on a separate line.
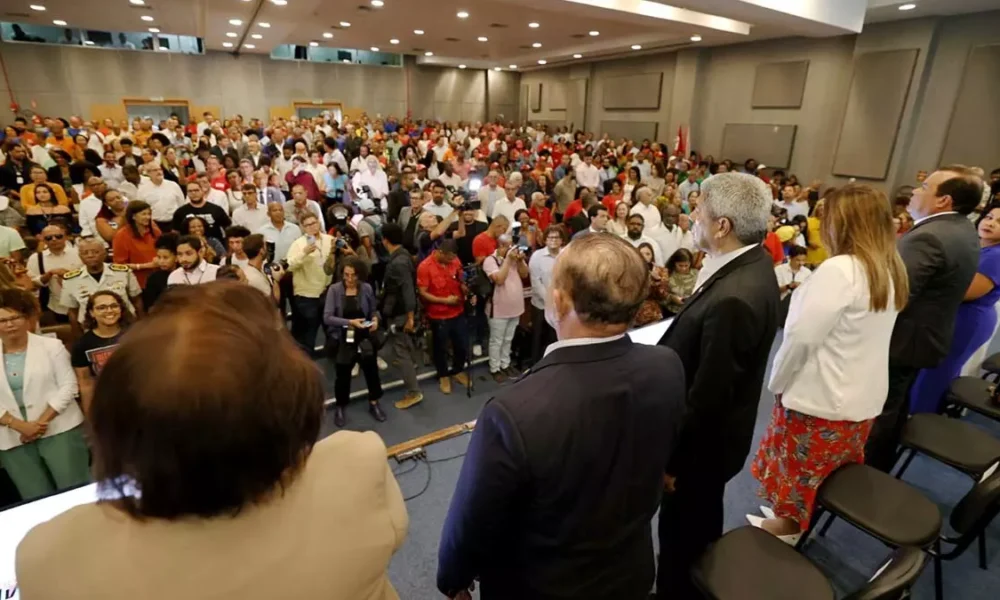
[71, 291, 131, 415]
[0, 288, 89, 501]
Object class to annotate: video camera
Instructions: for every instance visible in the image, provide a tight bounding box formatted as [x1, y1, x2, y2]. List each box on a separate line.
[447, 178, 482, 212]
[353, 184, 385, 216]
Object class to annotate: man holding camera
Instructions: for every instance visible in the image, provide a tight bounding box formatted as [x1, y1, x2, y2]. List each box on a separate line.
[483, 234, 528, 382]
[417, 239, 471, 395]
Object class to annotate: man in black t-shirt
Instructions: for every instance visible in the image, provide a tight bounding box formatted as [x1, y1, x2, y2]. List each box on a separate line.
[171, 182, 231, 239]
[451, 207, 487, 266]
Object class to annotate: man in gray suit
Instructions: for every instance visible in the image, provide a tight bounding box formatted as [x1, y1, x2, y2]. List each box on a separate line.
[865, 165, 982, 472]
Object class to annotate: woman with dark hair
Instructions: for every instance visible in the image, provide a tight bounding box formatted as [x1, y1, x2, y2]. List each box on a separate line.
[0, 288, 88, 501]
[46, 150, 74, 196]
[24, 182, 72, 235]
[323, 256, 385, 427]
[623, 165, 641, 204]
[71, 290, 131, 413]
[181, 216, 224, 264]
[95, 188, 128, 245]
[665, 248, 698, 315]
[21, 164, 70, 208]
[112, 200, 161, 288]
[16, 282, 408, 600]
[632, 242, 669, 327]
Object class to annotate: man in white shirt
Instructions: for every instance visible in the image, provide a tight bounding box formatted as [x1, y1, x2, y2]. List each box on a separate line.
[775, 184, 809, 220]
[437, 161, 464, 191]
[168, 236, 219, 285]
[477, 171, 506, 221]
[630, 187, 662, 231]
[99, 151, 124, 190]
[677, 171, 700, 204]
[138, 165, 184, 230]
[648, 205, 684, 262]
[78, 176, 106, 239]
[432, 136, 450, 164]
[241, 233, 282, 302]
[352, 156, 390, 212]
[574, 154, 601, 191]
[491, 182, 527, 233]
[424, 181, 455, 220]
[258, 203, 302, 263]
[27, 224, 82, 318]
[623, 213, 664, 265]
[774, 246, 812, 301]
[231, 183, 271, 232]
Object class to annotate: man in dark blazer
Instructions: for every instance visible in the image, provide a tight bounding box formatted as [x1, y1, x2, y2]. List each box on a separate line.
[437, 235, 686, 600]
[865, 166, 982, 472]
[656, 172, 780, 600]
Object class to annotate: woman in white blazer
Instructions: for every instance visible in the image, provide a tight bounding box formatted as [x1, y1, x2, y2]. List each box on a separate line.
[748, 185, 910, 544]
[0, 289, 89, 501]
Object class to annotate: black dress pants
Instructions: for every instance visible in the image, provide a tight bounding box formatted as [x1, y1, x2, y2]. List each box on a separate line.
[865, 364, 918, 473]
[333, 353, 383, 407]
[530, 305, 556, 365]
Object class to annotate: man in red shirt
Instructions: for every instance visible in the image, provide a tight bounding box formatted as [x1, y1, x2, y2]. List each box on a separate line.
[471, 216, 509, 265]
[562, 189, 595, 222]
[527, 192, 553, 233]
[284, 155, 321, 201]
[417, 239, 471, 395]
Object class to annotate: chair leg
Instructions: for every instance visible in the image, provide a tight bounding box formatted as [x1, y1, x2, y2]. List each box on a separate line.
[818, 513, 836, 537]
[894, 449, 917, 480]
[934, 541, 944, 600]
[979, 532, 988, 570]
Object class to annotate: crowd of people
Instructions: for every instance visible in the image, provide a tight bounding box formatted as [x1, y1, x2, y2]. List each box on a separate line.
[1, 109, 1000, 599]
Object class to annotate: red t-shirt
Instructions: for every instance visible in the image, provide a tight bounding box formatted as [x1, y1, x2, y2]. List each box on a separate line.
[528, 206, 553, 233]
[563, 199, 584, 222]
[472, 231, 498, 260]
[416, 253, 464, 320]
[602, 194, 623, 216]
[763, 232, 784, 265]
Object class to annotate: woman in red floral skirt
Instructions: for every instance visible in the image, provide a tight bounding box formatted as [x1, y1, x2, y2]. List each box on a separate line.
[749, 184, 910, 544]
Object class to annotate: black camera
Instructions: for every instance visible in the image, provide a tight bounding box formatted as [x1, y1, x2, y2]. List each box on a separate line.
[446, 185, 482, 212]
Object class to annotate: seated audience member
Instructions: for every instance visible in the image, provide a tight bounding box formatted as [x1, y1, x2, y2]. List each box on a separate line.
[438, 234, 686, 600]
[20, 164, 70, 208]
[167, 236, 220, 286]
[286, 214, 334, 354]
[24, 183, 71, 236]
[26, 223, 81, 322]
[112, 200, 161, 288]
[750, 185, 908, 544]
[417, 239, 470, 395]
[181, 216, 224, 264]
[143, 233, 178, 309]
[0, 288, 89, 501]
[623, 213, 664, 265]
[665, 248, 698, 315]
[16, 282, 408, 600]
[633, 242, 669, 327]
[482, 234, 528, 382]
[775, 245, 811, 302]
[71, 290, 130, 414]
[95, 188, 128, 245]
[323, 256, 385, 427]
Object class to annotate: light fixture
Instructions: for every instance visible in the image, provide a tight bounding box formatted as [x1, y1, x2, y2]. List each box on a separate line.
[573, 53, 582, 59]
[340, 21, 351, 27]
[343, 59, 351, 63]
[537, 59, 547, 65]
[129, 0, 145, 5]
[898, 3, 917, 10]
[141, 15, 154, 22]
[226, 32, 238, 38]
[271, 0, 288, 5]
[309, 41, 318, 47]
[532, 42, 542, 48]
[29, 5, 46, 12]
[52, 19, 66, 26]
[389, 38, 399, 44]
[83, 40, 95, 45]
[413, 29, 424, 35]
[528, 22, 539, 28]
[509, 64, 517, 69]
[457, 10, 469, 18]
[494, 67, 501, 71]
[251, 33, 262, 39]
[157, 46, 168, 51]
[690, 35, 702, 42]
[244, 44, 256, 49]
[371, 0, 384, 6]
[148, 27, 160, 33]
[259, 22, 271, 28]
[588, 30, 599, 36]
[229, 19, 242, 26]
[477, 36, 488, 42]
[323, 32, 333, 39]
[425, 51, 433, 56]
[371, 46, 380, 51]
[631, 44, 642, 50]
[458, 64, 467, 69]
[223, 42, 234, 48]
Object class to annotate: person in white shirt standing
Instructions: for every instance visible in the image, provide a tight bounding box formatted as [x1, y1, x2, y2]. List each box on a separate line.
[629, 186, 662, 231]
[99, 151, 124, 190]
[137, 165, 184, 232]
[747, 184, 909, 545]
[231, 183, 270, 233]
[574, 154, 601, 191]
[27, 224, 82, 321]
[490, 181, 526, 234]
[167, 236, 220, 285]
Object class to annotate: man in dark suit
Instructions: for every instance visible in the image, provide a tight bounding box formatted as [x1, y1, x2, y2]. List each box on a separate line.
[438, 235, 686, 600]
[865, 165, 982, 472]
[656, 172, 780, 600]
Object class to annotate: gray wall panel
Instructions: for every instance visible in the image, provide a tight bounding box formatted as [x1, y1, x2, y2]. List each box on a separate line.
[602, 72, 663, 110]
[940, 44, 1000, 169]
[530, 83, 542, 112]
[752, 60, 809, 108]
[600, 120, 659, 142]
[721, 124, 797, 169]
[832, 49, 918, 180]
[548, 81, 567, 111]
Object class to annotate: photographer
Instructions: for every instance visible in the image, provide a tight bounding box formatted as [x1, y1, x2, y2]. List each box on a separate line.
[483, 234, 528, 382]
[416, 239, 470, 396]
[241, 233, 282, 303]
[380, 223, 423, 409]
[416, 197, 465, 263]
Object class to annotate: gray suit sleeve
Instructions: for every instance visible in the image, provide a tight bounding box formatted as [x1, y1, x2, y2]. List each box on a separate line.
[898, 231, 945, 302]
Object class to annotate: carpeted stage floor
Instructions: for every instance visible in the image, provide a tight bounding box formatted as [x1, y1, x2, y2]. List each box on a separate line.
[318, 334, 1000, 599]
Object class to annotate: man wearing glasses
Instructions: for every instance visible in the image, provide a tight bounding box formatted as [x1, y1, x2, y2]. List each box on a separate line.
[26, 223, 82, 323]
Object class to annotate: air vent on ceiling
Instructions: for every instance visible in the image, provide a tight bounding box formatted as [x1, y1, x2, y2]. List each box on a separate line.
[445, 37, 460, 42]
[518, 44, 531, 49]
[356, 5, 373, 11]
[488, 23, 508, 29]
[4, 12, 32, 18]
[128, 5, 152, 9]
[570, 34, 586, 39]
[412, 47, 424, 52]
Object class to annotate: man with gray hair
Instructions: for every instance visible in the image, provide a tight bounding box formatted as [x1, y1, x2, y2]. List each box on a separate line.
[654, 172, 780, 600]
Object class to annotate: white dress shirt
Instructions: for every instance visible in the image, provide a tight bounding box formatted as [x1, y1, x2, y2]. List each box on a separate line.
[77, 195, 104, 239]
[769, 255, 899, 422]
[774, 263, 813, 300]
[776, 199, 809, 220]
[575, 163, 600, 190]
[544, 334, 625, 358]
[490, 197, 527, 232]
[629, 202, 662, 231]
[27, 245, 82, 315]
[167, 261, 220, 285]
[694, 244, 759, 291]
[232, 202, 271, 232]
[137, 178, 185, 222]
[206, 188, 230, 215]
[99, 163, 125, 190]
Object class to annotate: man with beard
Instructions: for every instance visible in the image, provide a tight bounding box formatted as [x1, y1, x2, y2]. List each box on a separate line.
[172, 180, 231, 240]
[167, 236, 220, 285]
[622, 213, 663, 265]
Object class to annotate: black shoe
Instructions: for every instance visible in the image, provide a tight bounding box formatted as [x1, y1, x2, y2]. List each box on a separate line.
[369, 401, 387, 422]
[334, 406, 346, 428]
[503, 366, 521, 378]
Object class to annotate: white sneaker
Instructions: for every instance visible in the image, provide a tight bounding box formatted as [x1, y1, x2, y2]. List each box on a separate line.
[760, 506, 776, 519]
[746, 514, 802, 547]
[473, 344, 483, 357]
[376, 356, 388, 371]
[352, 364, 360, 377]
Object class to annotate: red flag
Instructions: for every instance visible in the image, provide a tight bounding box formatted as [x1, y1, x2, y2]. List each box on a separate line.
[674, 125, 686, 157]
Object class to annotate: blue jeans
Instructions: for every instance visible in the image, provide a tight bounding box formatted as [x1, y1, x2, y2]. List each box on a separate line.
[430, 315, 469, 378]
[291, 296, 323, 354]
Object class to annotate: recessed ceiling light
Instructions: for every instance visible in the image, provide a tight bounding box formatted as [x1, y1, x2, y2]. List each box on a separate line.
[229, 19, 242, 26]
[690, 35, 702, 42]
[251, 33, 262, 39]
[258, 22, 271, 28]
[477, 36, 488, 42]
[271, 0, 287, 5]
[413, 29, 424, 35]
[493, 67, 501, 71]
[141, 15, 154, 22]
[371, 46, 380, 51]
[371, 0, 384, 6]
[899, 3, 917, 10]
[528, 22, 539, 28]
[29, 5, 46, 12]
[309, 41, 318, 47]
[425, 51, 433, 56]
[244, 44, 256, 49]
[83, 40, 95, 45]
[457, 10, 469, 18]
[631, 44, 642, 50]
[340, 21, 351, 27]
[52, 19, 66, 26]
[537, 59, 547, 65]
[148, 27, 160, 33]
[157, 46, 168, 51]
[589, 30, 599, 36]
[573, 53, 582, 59]
[509, 64, 517, 69]
[458, 64, 467, 69]
[323, 32, 333, 39]
[226, 32, 237, 38]
[532, 42, 542, 48]
[223, 42, 234, 48]
[129, 0, 145, 5]
[389, 38, 399, 44]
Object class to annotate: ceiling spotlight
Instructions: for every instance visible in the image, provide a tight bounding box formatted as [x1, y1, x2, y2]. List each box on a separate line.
[83, 40, 95, 45]
[229, 19, 242, 26]
[631, 44, 642, 50]
[573, 53, 582, 59]
[528, 22, 539, 28]
[141, 15, 154, 22]
[323, 32, 334, 39]
[29, 5, 46, 12]
[389, 38, 399, 44]
[413, 29, 424, 35]
[457, 10, 469, 18]
[537, 59, 547, 65]
[129, 0, 145, 5]
[588, 30, 599, 36]
[425, 51, 434, 56]
[309, 41, 318, 47]
[509, 64, 517, 69]
[52, 19, 66, 26]
[690, 34, 702, 42]
[339, 21, 351, 27]
[223, 42, 234, 48]
[477, 36, 488, 42]
[244, 44, 256, 49]
[226, 32, 237, 38]
[271, 0, 288, 5]
[258, 22, 271, 28]
[371, 46, 380, 51]
[148, 27, 160, 33]
[532, 42, 542, 48]
[898, 3, 916, 10]
[251, 33, 263, 39]
[371, 0, 384, 6]
[494, 67, 501, 71]
[458, 64, 467, 69]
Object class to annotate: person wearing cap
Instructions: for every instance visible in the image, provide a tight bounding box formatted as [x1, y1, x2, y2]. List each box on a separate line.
[285, 155, 321, 201]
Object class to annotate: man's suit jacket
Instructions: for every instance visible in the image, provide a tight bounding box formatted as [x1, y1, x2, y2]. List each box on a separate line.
[890, 213, 979, 369]
[437, 337, 686, 600]
[659, 245, 779, 482]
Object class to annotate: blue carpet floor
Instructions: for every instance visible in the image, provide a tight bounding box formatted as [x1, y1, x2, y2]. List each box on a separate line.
[320, 334, 1000, 599]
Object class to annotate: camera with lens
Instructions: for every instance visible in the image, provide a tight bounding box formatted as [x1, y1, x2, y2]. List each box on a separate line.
[448, 178, 483, 212]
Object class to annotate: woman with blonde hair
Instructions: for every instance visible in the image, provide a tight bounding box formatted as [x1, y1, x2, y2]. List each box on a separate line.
[607, 200, 630, 237]
[748, 184, 909, 545]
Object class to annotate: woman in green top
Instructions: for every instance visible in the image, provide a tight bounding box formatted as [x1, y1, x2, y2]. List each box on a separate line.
[0, 289, 89, 501]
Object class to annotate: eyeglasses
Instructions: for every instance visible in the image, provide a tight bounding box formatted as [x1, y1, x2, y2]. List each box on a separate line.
[0, 315, 25, 326]
[43, 234, 65, 242]
[92, 304, 121, 313]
